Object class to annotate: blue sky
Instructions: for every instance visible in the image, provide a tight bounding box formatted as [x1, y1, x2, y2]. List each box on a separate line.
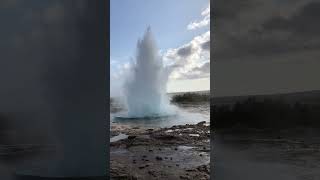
[111, 0, 208, 58]
[111, 0, 210, 95]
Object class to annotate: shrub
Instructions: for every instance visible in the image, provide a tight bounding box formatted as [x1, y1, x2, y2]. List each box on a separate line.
[171, 92, 209, 103]
[212, 97, 320, 129]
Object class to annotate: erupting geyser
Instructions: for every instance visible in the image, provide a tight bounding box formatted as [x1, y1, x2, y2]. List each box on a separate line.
[124, 27, 174, 118]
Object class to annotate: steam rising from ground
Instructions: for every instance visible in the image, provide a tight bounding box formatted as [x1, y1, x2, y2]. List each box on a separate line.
[124, 27, 175, 117]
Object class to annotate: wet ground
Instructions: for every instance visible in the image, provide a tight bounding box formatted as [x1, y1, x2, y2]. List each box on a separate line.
[0, 143, 56, 179]
[214, 128, 320, 180]
[110, 121, 210, 180]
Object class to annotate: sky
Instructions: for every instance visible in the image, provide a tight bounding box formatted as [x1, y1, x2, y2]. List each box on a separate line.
[213, 0, 320, 97]
[110, 0, 210, 96]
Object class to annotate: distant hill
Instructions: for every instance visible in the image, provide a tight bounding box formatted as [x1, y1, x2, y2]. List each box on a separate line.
[212, 90, 320, 106]
[212, 90, 320, 129]
[168, 90, 210, 97]
[170, 91, 210, 103]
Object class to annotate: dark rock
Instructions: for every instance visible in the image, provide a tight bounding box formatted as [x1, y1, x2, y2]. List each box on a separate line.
[154, 134, 176, 140]
[197, 165, 210, 174]
[186, 169, 196, 172]
[128, 135, 137, 140]
[197, 121, 206, 126]
[156, 156, 163, 160]
[302, 143, 309, 148]
[180, 175, 190, 179]
[148, 170, 157, 177]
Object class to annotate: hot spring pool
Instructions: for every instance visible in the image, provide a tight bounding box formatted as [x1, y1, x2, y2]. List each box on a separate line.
[110, 102, 210, 128]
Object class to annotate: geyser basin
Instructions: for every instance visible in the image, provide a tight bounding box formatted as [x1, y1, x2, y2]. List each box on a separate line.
[114, 112, 176, 120]
[111, 108, 208, 128]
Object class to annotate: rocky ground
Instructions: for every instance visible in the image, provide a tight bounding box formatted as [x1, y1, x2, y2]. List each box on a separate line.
[214, 128, 320, 180]
[110, 121, 211, 180]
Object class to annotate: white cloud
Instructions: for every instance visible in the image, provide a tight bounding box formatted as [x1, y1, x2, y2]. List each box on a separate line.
[187, 4, 210, 30]
[201, 6, 210, 16]
[110, 30, 210, 94]
[110, 57, 134, 97]
[163, 31, 210, 80]
[111, 2, 211, 93]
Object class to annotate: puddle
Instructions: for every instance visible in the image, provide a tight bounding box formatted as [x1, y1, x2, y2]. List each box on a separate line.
[178, 145, 195, 151]
[178, 128, 194, 132]
[189, 134, 200, 137]
[110, 133, 128, 143]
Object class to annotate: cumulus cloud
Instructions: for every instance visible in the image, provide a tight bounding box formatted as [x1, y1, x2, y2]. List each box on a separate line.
[111, 30, 210, 95]
[164, 31, 210, 80]
[176, 44, 194, 57]
[262, 2, 320, 36]
[111, 2, 211, 94]
[213, 0, 320, 62]
[110, 58, 133, 97]
[187, 4, 210, 30]
[212, 0, 320, 96]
